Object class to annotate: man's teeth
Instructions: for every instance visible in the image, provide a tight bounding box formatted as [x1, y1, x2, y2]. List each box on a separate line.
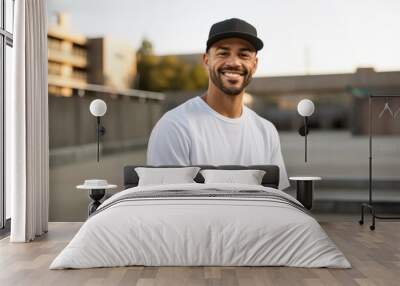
[223, 72, 242, 78]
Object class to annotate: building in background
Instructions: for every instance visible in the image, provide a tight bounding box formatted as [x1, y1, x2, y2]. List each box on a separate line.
[247, 68, 400, 134]
[88, 38, 136, 90]
[48, 13, 88, 97]
[48, 12, 138, 96]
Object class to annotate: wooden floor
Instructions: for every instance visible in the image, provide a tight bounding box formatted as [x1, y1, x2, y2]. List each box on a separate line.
[0, 221, 399, 286]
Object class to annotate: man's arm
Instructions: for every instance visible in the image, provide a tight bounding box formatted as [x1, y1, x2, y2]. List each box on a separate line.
[270, 125, 290, 191]
[146, 116, 191, 166]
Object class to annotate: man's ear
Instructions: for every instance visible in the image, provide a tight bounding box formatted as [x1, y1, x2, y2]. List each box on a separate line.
[251, 56, 258, 76]
[254, 56, 258, 72]
[203, 52, 209, 68]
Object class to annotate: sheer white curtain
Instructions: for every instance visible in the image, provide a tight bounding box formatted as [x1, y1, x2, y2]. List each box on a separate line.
[6, 0, 49, 242]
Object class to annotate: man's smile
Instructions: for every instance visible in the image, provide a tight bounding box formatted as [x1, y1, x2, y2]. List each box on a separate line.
[219, 69, 246, 82]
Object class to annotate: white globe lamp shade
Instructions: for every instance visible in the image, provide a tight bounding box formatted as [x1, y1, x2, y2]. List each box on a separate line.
[297, 99, 315, 117]
[90, 99, 107, 117]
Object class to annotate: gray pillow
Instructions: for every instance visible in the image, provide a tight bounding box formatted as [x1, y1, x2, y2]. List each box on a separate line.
[200, 169, 266, 185]
[135, 167, 201, 186]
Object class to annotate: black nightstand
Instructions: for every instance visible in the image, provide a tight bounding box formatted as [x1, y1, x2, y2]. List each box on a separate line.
[289, 176, 321, 210]
[77, 180, 117, 216]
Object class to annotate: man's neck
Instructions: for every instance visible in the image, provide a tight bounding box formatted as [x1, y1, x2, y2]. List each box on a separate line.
[201, 87, 244, 119]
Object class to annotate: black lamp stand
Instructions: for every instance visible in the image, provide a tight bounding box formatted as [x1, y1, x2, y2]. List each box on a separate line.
[298, 116, 310, 162]
[96, 116, 106, 162]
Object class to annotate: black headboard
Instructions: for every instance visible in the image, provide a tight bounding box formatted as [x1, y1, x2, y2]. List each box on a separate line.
[124, 165, 280, 189]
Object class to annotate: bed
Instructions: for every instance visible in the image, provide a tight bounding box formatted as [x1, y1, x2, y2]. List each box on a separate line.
[50, 165, 350, 269]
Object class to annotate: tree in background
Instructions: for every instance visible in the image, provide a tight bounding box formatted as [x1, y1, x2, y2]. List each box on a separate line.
[134, 39, 208, 92]
[135, 39, 158, 90]
[189, 63, 209, 90]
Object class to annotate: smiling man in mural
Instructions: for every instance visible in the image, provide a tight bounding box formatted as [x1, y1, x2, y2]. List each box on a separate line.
[147, 18, 290, 190]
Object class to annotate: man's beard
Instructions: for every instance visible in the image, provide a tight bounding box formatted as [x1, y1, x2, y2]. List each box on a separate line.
[209, 66, 253, 96]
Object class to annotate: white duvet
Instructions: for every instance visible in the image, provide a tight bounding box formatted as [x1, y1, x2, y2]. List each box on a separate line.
[50, 183, 351, 269]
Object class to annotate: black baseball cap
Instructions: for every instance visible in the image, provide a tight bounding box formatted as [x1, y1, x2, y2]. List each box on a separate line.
[206, 18, 264, 52]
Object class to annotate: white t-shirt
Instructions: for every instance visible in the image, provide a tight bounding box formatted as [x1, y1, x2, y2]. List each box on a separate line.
[146, 96, 290, 190]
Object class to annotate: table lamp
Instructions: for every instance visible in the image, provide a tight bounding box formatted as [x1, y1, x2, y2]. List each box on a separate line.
[297, 99, 315, 162]
[89, 99, 107, 162]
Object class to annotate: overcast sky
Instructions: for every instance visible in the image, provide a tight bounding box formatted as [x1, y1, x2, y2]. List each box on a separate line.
[47, 0, 400, 77]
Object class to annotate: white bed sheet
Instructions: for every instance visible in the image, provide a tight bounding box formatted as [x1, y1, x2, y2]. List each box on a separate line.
[50, 183, 351, 269]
